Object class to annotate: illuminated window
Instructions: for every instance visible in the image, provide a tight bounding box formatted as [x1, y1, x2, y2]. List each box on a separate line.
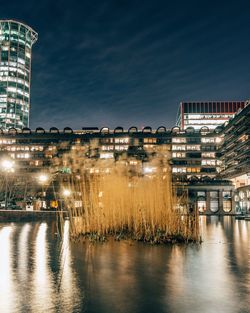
[48, 146, 56, 151]
[101, 145, 113, 151]
[201, 159, 216, 166]
[172, 137, 186, 143]
[223, 191, 232, 212]
[144, 144, 157, 150]
[100, 153, 113, 159]
[143, 138, 156, 143]
[210, 191, 219, 212]
[186, 145, 200, 151]
[115, 145, 128, 151]
[172, 167, 186, 173]
[16, 153, 30, 159]
[115, 137, 129, 144]
[202, 152, 215, 158]
[172, 145, 186, 151]
[239, 134, 248, 142]
[186, 167, 200, 173]
[129, 160, 138, 165]
[172, 152, 186, 158]
[215, 137, 222, 143]
[201, 137, 215, 143]
[197, 191, 206, 213]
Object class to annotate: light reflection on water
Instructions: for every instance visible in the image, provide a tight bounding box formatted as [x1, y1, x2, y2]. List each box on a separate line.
[0, 226, 16, 313]
[0, 217, 249, 313]
[32, 223, 54, 312]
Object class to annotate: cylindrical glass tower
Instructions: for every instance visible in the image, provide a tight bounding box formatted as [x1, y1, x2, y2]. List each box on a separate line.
[0, 19, 38, 129]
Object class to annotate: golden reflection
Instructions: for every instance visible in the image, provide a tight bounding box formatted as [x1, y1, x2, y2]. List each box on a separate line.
[166, 218, 240, 313]
[18, 224, 31, 280]
[233, 220, 250, 271]
[16, 224, 31, 311]
[81, 241, 139, 313]
[0, 218, 248, 313]
[0, 226, 16, 313]
[32, 223, 54, 313]
[58, 221, 80, 311]
[166, 246, 186, 296]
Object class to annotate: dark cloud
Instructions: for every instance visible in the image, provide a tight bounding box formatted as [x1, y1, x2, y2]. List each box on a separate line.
[1, 0, 250, 129]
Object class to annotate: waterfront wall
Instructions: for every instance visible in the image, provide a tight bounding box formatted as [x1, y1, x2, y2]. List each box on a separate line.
[0, 210, 59, 222]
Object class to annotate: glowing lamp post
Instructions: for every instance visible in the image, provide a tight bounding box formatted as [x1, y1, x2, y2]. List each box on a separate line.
[2, 160, 14, 171]
[38, 174, 48, 184]
[1, 159, 15, 209]
[63, 189, 71, 197]
[59, 188, 71, 211]
[38, 174, 49, 210]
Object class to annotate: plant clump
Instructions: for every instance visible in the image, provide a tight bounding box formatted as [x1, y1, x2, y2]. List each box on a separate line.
[60, 143, 199, 244]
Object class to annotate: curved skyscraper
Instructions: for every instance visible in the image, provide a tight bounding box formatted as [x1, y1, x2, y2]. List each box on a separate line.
[0, 19, 37, 129]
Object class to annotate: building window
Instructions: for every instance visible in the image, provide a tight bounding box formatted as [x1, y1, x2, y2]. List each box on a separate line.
[115, 145, 128, 151]
[239, 134, 248, 142]
[172, 137, 186, 143]
[201, 138, 215, 143]
[201, 152, 215, 158]
[210, 191, 219, 213]
[143, 138, 156, 143]
[172, 145, 186, 151]
[201, 159, 216, 166]
[172, 167, 186, 173]
[101, 145, 113, 151]
[115, 137, 129, 144]
[186, 145, 200, 151]
[197, 191, 206, 213]
[100, 153, 113, 159]
[16, 153, 30, 159]
[223, 191, 232, 213]
[100, 138, 113, 144]
[186, 167, 200, 173]
[172, 152, 186, 158]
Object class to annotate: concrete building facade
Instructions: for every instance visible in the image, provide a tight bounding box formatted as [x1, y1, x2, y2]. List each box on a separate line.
[0, 126, 234, 214]
[219, 101, 250, 214]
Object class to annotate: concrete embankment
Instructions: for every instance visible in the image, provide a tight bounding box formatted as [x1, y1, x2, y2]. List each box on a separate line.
[0, 210, 67, 222]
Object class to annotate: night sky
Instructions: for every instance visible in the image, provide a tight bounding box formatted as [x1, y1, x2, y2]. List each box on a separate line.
[2, 0, 250, 129]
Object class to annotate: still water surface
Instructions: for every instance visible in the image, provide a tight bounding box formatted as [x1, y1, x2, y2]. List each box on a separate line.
[0, 217, 249, 313]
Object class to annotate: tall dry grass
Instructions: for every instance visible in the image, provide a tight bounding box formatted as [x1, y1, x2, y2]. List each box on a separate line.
[61, 143, 199, 243]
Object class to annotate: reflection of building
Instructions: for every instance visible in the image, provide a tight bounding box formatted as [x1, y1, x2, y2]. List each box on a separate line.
[0, 20, 38, 129]
[176, 101, 245, 130]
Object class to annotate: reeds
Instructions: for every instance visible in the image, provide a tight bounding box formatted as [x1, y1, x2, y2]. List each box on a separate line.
[61, 143, 199, 244]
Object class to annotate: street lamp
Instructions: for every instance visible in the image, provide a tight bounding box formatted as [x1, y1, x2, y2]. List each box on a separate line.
[62, 189, 71, 197]
[1, 159, 15, 209]
[38, 174, 48, 184]
[37, 173, 49, 210]
[2, 159, 14, 172]
[58, 188, 71, 211]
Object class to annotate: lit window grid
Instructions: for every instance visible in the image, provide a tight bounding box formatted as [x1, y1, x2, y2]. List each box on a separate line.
[0, 20, 37, 129]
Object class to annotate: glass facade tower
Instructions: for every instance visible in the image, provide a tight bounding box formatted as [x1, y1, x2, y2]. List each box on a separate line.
[0, 20, 37, 129]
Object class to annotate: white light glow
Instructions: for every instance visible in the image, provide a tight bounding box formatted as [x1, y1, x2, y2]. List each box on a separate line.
[38, 174, 48, 184]
[1, 159, 14, 171]
[143, 166, 155, 174]
[63, 189, 71, 197]
[100, 152, 114, 159]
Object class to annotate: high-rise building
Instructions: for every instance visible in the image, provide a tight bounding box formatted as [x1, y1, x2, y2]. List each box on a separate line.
[176, 101, 245, 130]
[0, 19, 37, 129]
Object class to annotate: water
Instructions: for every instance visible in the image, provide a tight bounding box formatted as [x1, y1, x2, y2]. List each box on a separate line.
[0, 217, 249, 313]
